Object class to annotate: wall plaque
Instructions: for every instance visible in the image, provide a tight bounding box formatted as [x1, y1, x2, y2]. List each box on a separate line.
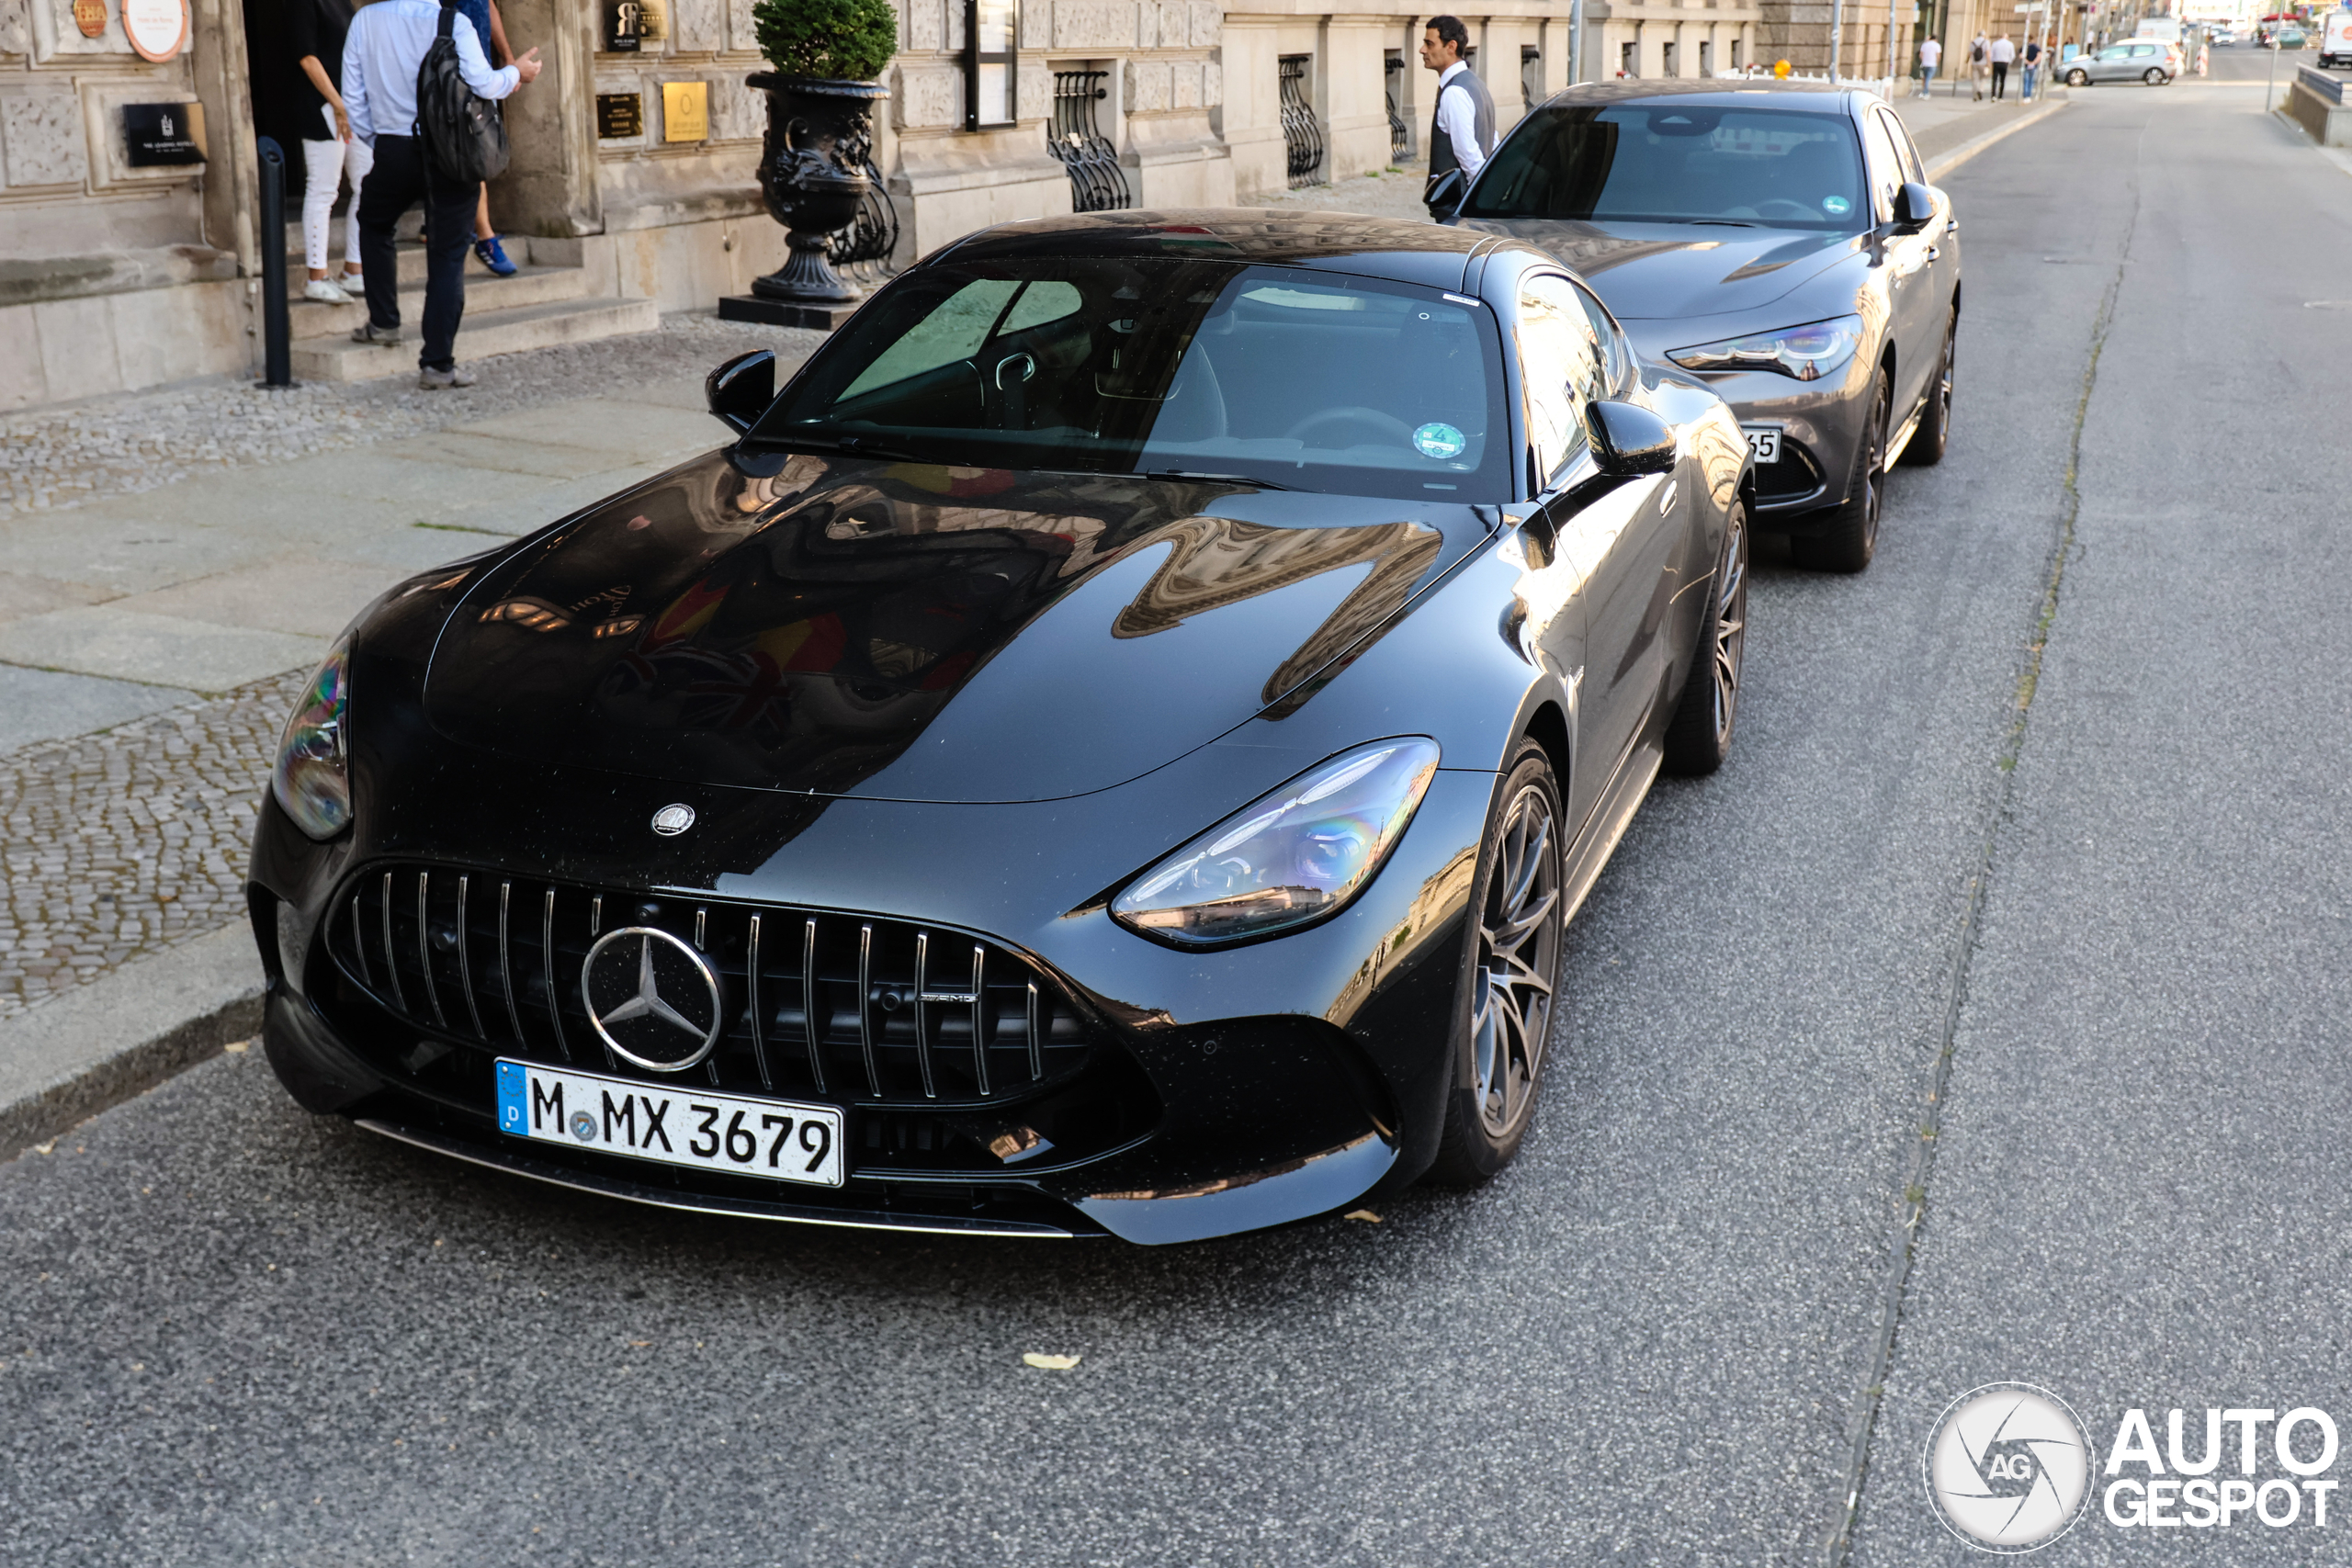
[121, 0, 187, 60]
[74, 0, 108, 39]
[605, 0, 641, 50]
[595, 92, 643, 138]
[661, 80, 708, 141]
[123, 101, 206, 165]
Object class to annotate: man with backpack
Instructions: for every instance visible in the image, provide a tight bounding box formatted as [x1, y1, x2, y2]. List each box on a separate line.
[341, 0, 540, 388]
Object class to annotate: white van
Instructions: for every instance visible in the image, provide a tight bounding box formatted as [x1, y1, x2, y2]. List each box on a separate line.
[2322, 11, 2352, 67]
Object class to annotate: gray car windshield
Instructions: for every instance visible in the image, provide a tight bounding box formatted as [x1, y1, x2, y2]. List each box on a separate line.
[1460, 104, 1869, 232]
[749, 258, 1510, 502]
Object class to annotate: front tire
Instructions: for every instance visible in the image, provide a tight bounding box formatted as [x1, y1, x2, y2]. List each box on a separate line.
[1791, 367, 1889, 574]
[1424, 742, 1566, 1186]
[2143, 66, 2166, 84]
[1662, 502, 1748, 777]
[2066, 67, 2089, 85]
[1898, 310, 1955, 468]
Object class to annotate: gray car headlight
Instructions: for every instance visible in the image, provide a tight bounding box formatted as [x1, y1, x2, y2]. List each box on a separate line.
[271, 638, 352, 840]
[1667, 314, 1864, 382]
[1112, 739, 1441, 946]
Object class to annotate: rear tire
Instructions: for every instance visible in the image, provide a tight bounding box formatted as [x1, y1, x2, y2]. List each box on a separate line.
[2066, 67, 2088, 85]
[1790, 367, 1889, 574]
[1661, 502, 1748, 777]
[1898, 310, 1955, 468]
[1424, 742, 1566, 1187]
[2143, 66, 2166, 83]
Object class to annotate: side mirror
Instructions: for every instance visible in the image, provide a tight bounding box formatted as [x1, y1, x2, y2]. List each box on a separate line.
[1423, 167, 1465, 221]
[1892, 182, 1935, 234]
[706, 349, 776, 435]
[1587, 400, 1678, 478]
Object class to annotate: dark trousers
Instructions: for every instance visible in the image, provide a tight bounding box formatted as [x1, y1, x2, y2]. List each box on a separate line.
[356, 133, 481, 373]
[1991, 61, 2010, 97]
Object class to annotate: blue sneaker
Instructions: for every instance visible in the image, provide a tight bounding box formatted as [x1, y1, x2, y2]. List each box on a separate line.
[473, 235, 518, 276]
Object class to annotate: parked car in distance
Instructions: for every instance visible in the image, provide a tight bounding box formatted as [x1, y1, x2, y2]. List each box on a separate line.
[2320, 12, 2352, 64]
[1453, 82, 1960, 573]
[2064, 39, 2179, 82]
[2277, 25, 2310, 48]
[247, 209, 1758, 1246]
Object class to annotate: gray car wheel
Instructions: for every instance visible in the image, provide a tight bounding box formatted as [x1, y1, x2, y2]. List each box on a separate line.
[1662, 502, 1748, 777]
[2143, 66, 2167, 84]
[1898, 310, 1955, 468]
[1792, 367, 1888, 574]
[2066, 66, 2089, 84]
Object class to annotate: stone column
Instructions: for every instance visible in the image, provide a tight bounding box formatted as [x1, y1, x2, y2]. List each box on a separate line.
[496, 0, 605, 236]
[1221, 15, 1285, 196]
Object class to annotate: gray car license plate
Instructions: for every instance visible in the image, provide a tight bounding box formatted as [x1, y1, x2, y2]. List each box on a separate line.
[1743, 424, 1782, 464]
[495, 1058, 844, 1187]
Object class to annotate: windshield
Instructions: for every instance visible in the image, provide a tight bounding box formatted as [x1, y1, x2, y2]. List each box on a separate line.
[748, 259, 1510, 502]
[1460, 103, 1869, 232]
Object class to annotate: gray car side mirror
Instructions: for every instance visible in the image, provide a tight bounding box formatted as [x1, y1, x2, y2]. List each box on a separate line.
[1892, 182, 1935, 234]
[1588, 400, 1678, 478]
[707, 349, 776, 435]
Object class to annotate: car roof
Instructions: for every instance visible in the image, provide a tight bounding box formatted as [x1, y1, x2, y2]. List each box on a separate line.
[926, 209, 1502, 289]
[1528, 81, 1864, 114]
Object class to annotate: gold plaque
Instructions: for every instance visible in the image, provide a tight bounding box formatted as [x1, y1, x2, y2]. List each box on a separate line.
[662, 81, 709, 142]
[73, 0, 107, 37]
[596, 92, 643, 139]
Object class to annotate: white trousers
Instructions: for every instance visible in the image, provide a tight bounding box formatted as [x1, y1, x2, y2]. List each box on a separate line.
[300, 102, 375, 274]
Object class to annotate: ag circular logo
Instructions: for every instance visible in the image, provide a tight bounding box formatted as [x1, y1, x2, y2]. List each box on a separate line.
[1923, 1382, 2096, 1553]
[650, 803, 695, 836]
[580, 926, 725, 1073]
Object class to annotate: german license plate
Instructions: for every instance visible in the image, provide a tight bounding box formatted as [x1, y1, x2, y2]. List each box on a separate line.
[1743, 424, 1783, 464]
[494, 1059, 844, 1188]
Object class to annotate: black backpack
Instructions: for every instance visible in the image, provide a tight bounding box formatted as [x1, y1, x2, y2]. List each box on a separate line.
[414, 0, 509, 184]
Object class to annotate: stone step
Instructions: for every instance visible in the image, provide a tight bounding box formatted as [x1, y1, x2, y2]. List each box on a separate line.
[286, 263, 590, 333]
[288, 295, 661, 382]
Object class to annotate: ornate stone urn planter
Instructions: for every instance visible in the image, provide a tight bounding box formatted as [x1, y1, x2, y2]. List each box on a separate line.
[746, 73, 888, 307]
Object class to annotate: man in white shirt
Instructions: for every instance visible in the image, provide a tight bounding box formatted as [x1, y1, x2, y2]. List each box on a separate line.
[1917, 35, 1941, 96]
[1419, 15, 1495, 214]
[1988, 31, 2016, 99]
[342, 0, 541, 387]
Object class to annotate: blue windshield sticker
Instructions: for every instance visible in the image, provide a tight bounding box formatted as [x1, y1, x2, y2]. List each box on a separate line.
[1822, 195, 1852, 217]
[1413, 423, 1467, 460]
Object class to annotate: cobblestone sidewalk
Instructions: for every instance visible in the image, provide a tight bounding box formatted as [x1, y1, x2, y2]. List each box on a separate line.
[0, 668, 304, 1021]
[0, 312, 814, 520]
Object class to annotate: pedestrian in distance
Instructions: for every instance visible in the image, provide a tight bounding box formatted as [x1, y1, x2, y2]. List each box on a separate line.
[2021, 35, 2042, 99]
[341, 0, 541, 388]
[1419, 15, 1497, 219]
[288, 0, 371, 304]
[1970, 32, 1988, 98]
[452, 0, 522, 276]
[1989, 32, 2015, 100]
[1917, 34, 1941, 95]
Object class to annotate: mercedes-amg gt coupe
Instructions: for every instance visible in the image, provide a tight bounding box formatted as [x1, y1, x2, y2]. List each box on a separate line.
[250, 210, 1753, 1244]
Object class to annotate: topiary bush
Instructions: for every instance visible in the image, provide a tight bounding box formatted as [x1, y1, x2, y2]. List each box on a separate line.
[752, 0, 899, 81]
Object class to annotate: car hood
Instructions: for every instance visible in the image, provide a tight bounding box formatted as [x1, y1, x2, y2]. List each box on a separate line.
[1458, 218, 1860, 320]
[421, 448, 1464, 804]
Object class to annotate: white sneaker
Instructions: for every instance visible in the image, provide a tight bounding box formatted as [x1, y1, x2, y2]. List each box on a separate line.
[304, 277, 354, 304]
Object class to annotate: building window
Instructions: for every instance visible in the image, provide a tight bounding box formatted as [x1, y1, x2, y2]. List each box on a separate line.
[967, 0, 1019, 130]
[1731, 38, 1743, 70]
[1620, 40, 1638, 76]
[1279, 54, 1324, 187]
[1700, 39, 1713, 74]
[1521, 44, 1542, 107]
[1048, 69, 1132, 210]
[1661, 39, 1677, 76]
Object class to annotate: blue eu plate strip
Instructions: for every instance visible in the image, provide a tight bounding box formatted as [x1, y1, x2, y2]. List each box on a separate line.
[496, 1059, 527, 1135]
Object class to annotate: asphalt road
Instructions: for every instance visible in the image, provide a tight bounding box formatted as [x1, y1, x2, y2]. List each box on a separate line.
[4, 85, 2348, 1567]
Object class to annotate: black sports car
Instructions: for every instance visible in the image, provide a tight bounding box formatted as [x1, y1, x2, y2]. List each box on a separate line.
[250, 211, 1754, 1244]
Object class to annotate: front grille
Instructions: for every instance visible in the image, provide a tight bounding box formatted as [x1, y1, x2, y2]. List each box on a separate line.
[322, 862, 1095, 1109]
[1755, 439, 1827, 506]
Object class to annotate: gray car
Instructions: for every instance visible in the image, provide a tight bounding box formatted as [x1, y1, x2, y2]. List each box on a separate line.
[1452, 83, 1961, 571]
[2061, 40, 2177, 84]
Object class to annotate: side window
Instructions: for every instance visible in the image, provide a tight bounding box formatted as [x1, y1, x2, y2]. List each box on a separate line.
[1516, 274, 1603, 482]
[1570, 280, 1634, 400]
[840, 278, 1017, 400]
[1859, 111, 1904, 223]
[1876, 107, 1925, 186]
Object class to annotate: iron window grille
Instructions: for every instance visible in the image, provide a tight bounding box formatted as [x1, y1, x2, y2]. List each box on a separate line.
[966, 0, 1019, 130]
[1047, 70, 1133, 210]
[1383, 51, 1413, 161]
[1278, 54, 1324, 187]
[1521, 44, 1543, 107]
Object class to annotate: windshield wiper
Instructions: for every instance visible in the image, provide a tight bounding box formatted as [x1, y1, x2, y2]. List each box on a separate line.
[1141, 468, 1294, 491]
[750, 430, 928, 462]
[1690, 220, 1758, 228]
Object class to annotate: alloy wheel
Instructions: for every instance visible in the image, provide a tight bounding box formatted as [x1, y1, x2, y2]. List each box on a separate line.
[1472, 782, 1563, 1139]
[1860, 378, 1889, 554]
[1706, 511, 1748, 748]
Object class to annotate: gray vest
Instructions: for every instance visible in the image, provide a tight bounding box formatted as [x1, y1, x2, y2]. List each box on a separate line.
[1428, 66, 1497, 179]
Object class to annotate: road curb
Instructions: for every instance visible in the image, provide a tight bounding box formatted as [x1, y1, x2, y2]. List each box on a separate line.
[0, 922, 264, 1161]
[1926, 96, 2072, 181]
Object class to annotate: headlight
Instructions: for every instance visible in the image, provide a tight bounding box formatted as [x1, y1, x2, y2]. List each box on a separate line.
[1111, 739, 1440, 946]
[271, 639, 352, 840]
[1667, 314, 1864, 381]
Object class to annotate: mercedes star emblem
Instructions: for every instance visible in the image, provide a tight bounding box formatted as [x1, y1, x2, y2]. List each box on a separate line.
[580, 926, 725, 1072]
[650, 803, 695, 836]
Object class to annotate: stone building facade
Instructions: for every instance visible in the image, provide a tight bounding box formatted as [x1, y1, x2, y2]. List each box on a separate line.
[3, 0, 1786, 412]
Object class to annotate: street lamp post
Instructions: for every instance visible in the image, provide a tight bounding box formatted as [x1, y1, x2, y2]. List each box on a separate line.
[2264, 12, 2281, 110]
[1833, 0, 1847, 75]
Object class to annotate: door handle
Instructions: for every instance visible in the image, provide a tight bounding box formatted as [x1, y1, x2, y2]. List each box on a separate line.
[1926, 245, 1941, 262]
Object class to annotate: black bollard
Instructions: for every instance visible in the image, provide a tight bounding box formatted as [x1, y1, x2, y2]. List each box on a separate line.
[255, 135, 296, 389]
